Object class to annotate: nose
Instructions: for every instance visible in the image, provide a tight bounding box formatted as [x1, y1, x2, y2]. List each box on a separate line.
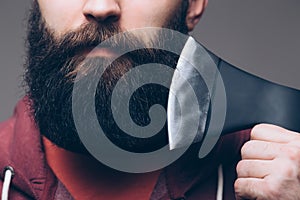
[83, 0, 121, 23]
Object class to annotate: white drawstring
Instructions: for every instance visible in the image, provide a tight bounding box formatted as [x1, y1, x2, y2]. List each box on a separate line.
[1, 164, 224, 200]
[2, 166, 14, 200]
[216, 164, 224, 200]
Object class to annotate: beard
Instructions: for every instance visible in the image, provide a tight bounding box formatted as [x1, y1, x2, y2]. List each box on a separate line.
[24, 0, 189, 154]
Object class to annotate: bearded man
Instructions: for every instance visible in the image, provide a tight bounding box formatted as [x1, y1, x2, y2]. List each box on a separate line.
[1, 0, 300, 199]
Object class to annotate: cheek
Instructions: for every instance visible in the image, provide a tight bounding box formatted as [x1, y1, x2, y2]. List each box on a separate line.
[120, 0, 181, 30]
[37, 0, 182, 34]
[38, 0, 85, 35]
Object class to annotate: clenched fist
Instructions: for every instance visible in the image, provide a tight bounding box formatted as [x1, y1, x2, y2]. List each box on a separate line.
[235, 124, 300, 200]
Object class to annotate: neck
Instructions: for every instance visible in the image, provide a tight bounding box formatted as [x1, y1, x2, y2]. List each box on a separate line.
[43, 137, 161, 200]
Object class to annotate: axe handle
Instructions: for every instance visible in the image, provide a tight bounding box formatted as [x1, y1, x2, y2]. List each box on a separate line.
[217, 60, 300, 134]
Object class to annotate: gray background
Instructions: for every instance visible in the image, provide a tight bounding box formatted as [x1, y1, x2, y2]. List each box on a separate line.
[0, 0, 299, 121]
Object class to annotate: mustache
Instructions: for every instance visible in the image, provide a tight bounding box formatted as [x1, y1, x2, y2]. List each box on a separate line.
[51, 22, 123, 56]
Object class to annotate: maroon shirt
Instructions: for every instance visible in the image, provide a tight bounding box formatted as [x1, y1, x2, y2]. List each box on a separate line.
[0, 99, 250, 200]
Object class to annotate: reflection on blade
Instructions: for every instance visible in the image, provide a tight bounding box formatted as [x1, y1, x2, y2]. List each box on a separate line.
[167, 37, 221, 150]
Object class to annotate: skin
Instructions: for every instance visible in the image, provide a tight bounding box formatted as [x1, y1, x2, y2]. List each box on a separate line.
[235, 124, 300, 200]
[37, 0, 206, 36]
[38, 0, 207, 199]
[36, 0, 300, 199]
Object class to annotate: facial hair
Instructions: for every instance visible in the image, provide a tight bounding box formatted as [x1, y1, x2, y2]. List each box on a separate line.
[24, 0, 189, 153]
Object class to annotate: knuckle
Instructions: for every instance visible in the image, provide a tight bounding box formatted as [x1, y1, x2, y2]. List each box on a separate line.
[279, 159, 298, 178]
[236, 160, 246, 175]
[234, 178, 242, 192]
[265, 182, 280, 199]
[282, 165, 295, 178]
[290, 139, 300, 149]
[251, 124, 265, 138]
[241, 142, 251, 157]
[251, 124, 269, 137]
[234, 179, 246, 199]
[283, 146, 300, 161]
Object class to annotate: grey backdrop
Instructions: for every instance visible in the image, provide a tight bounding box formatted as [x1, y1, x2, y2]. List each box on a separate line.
[1, 0, 299, 121]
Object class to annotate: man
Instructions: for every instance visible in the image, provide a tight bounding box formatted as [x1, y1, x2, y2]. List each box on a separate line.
[1, 0, 300, 199]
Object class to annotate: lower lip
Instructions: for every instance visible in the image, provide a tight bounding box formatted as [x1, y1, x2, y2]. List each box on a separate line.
[85, 47, 118, 58]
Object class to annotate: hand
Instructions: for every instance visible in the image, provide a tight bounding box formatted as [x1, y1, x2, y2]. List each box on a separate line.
[235, 124, 300, 200]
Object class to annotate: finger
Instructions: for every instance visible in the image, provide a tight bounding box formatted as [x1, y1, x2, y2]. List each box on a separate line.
[235, 178, 265, 200]
[236, 159, 272, 178]
[241, 140, 283, 160]
[251, 124, 298, 143]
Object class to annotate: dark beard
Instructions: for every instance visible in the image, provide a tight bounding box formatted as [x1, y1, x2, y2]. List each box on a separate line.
[24, 0, 189, 153]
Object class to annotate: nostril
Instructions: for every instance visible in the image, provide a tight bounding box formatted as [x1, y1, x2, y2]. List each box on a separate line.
[105, 15, 120, 23]
[84, 13, 120, 24]
[85, 13, 96, 21]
